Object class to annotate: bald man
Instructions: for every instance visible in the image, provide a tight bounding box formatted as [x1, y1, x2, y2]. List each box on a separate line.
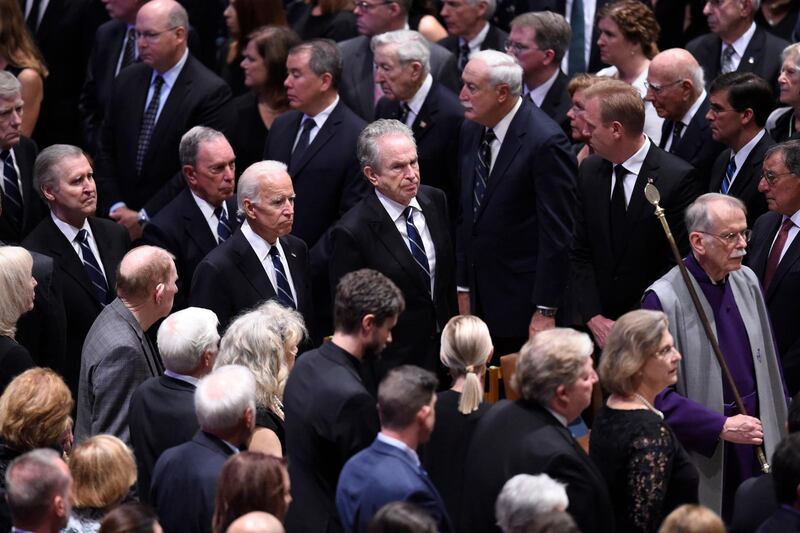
[227, 512, 285, 533]
[76, 245, 178, 444]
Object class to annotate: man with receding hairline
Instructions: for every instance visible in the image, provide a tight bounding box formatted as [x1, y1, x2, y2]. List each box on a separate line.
[227, 512, 285, 533]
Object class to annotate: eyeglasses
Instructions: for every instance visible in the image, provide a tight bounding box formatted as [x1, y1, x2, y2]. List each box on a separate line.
[707, 103, 737, 116]
[696, 229, 752, 244]
[644, 79, 683, 94]
[504, 39, 538, 54]
[653, 345, 677, 359]
[355, 1, 394, 10]
[135, 26, 178, 41]
[760, 170, 797, 185]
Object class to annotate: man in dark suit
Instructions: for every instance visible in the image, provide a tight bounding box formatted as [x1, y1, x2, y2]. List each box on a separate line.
[438, 0, 508, 73]
[336, 366, 451, 533]
[190, 161, 312, 331]
[129, 306, 219, 503]
[94, 0, 231, 241]
[338, 0, 461, 121]
[460, 329, 613, 533]
[22, 145, 130, 396]
[330, 119, 457, 388]
[0, 72, 45, 244]
[706, 72, 774, 225]
[457, 50, 577, 356]
[76, 246, 177, 444]
[5, 450, 73, 533]
[506, 12, 571, 135]
[646, 48, 725, 186]
[374, 30, 464, 218]
[753, 433, 800, 532]
[283, 269, 403, 533]
[571, 79, 701, 346]
[687, 0, 789, 93]
[142, 127, 238, 311]
[151, 365, 256, 533]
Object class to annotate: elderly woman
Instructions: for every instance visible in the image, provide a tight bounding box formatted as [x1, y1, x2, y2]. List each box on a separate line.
[566, 73, 602, 164]
[64, 435, 137, 533]
[591, 310, 698, 532]
[99, 503, 162, 533]
[594, 0, 664, 145]
[212, 452, 291, 532]
[767, 43, 800, 143]
[0, 246, 37, 393]
[216, 302, 307, 456]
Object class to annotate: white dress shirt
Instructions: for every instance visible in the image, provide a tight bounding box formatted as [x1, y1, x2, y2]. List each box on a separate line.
[51, 212, 108, 279]
[240, 220, 298, 304]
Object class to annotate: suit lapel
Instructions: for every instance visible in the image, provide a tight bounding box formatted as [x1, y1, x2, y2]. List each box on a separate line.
[180, 190, 218, 253]
[739, 28, 764, 73]
[45, 218, 102, 304]
[417, 189, 446, 300]
[625, 145, 659, 223]
[476, 102, 525, 220]
[676, 97, 712, 162]
[729, 135, 767, 197]
[413, 91, 436, 143]
[148, 57, 193, 158]
[354, 39, 375, 120]
[292, 102, 343, 176]
[750, 214, 781, 278]
[88, 218, 119, 294]
[279, 236, 306, 308]
[766, 224, 800, 301]
[230, 232, 276, 298]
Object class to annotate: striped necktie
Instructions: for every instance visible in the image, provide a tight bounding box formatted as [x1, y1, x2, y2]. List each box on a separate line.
[404, 206, 432, 295]
[77, 229, 109, 306]
[214, 206, 231, 243]
[269, 245, 296, 309]
[721, 155, 736, 194]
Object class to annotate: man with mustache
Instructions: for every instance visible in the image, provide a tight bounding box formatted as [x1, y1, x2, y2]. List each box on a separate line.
[643, 193, 788, 521]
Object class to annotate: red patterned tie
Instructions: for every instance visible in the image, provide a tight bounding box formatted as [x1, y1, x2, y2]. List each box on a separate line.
[764, 218, 794, 290]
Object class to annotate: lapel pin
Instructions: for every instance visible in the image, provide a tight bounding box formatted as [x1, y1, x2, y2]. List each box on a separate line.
[419, 121, 427, 129]
[748, 57, 754, 64]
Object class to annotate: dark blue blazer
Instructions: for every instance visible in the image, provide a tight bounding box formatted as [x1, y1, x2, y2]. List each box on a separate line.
[336, 438, 452, 533]
[0, 137, 45, 244]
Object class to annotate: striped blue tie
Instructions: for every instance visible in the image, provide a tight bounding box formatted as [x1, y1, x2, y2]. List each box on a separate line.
[1, 150, 23, 228]
[214, 206, 231, 243]
[473, 129, 495, 219]
[404, 206, 431, 295]
[269, 245, 296, 309]
[77, 229, 109, 306]
[721, 156, 736, 194]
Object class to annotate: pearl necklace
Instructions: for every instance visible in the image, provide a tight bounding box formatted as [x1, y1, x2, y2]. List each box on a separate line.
[633, 393, 664, 419]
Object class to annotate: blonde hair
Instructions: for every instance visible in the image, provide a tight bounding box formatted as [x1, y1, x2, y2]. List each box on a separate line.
[440, 315, 492, 414]
[0, 246, 33, 338]
[657, 504, 725, 533]
[69, 435, 136, 509]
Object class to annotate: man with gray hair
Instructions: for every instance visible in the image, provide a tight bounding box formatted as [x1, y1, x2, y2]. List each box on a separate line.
[495, 474, 569, 533]
[143, 126, 239, 310]
[151, 364, 256, 533]
[460, 328, 612, 533]
[457, 49, 577, 357]
[191, 160, 311, 330]
[438, 0, 507, 72]
[374, 31, 464, 215]
[643, 193, 788, 519]
[129, 306, 220, 503]
[5, 449, 73, 533]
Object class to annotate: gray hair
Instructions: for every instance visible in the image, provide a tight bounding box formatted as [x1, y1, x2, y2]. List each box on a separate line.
[33, 144, 86, 200]
[258, 300, 308, 351]
[357, 119, 416, 171]
[766, 140, 800, 177]
[0, 247, 33, 338]
[237, 160, 288, 215]
[495, 474, 569, 533]
[476, 0, 496, 20]
[0, 71, 22, 101]
[511, 12, 571, 63]
[684, 193, 747, 233]
[166, 1, 189, 29]
[782, 43, 800, 70]
[512, 328, 593, 405]
[195, 364, 256, 432]
[472, 50, 523, 97]
[157, 307, 220, 374]
[289, 40, 342, 90]
[5, 449, 70, 527]
[179, 126, 226, 167]
[371, 30, 431, 77]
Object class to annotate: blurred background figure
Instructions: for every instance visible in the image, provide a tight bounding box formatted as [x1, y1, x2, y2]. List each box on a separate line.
[565, 74, 600, 164]
[0, 246, 36, 392]
[289, 0, 358, 41]
[657, 504, 725, 533]
[495, 474, 569, 533]
[366, 502, 437, 533]
[767, 43, 800, 143]
[227, 512, 285, 533]
[99, 503, 162, 533]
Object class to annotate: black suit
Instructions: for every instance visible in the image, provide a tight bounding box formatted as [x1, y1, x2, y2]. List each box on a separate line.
[570, 145, 701, 324]
[0, 336, 35, 394]
[129, 375, 199, 504]
[22, 216, 130, 394]
[94, 54, 232, 216]
[437, 24, 508, 56]
[190, 229, 312, 330]
[330, 187, 457, 387]
[141, 189, 239, 311]
[730, 472, 776, 533]
[283, 341, 380, 533]
[708, 132, 773, 226]
[0, 137, 45, 244]
[536, 70, 571, 137]
[460, 400, 615, 533]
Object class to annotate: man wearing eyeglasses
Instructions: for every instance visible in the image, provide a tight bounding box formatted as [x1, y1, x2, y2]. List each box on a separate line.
[643, 193, 788, 521]
[94, 0, 232, 241]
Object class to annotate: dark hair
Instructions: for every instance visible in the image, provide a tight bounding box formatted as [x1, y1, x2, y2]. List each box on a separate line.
[247, 26, 300, 108]
[765, 140, 800, 179]
[367, 501, 437, 533]
[212, 452, 289, 533]
[377, 365, 437, 430]
[789, 390, 800, 434]
[334, 269, 405, 334]
[772, 433, 800, 505]
[234, 0, 287, 42]
[709, 72, 775, 128]
[99, 502, 159, 533]
[288, 39, 342, 90]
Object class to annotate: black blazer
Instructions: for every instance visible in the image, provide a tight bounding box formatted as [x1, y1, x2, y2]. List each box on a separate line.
[460, 400, 615, 533]
[437, 24, 508, 55]
[0, 137, 45, 243]
[570, 145, 701, 324]
[142, 189, 239, 311]
[708, 132, 773, 226]
[189, 229, 312, 330]
[730, 472, 776, 532]
[456, 99, 577, 338]
[538, 70, 572, 137]
[94, 54, 232, 215]
[22, 216, 130, 394]
[330, 187, 457, 383]
[0, 336, 35, 395]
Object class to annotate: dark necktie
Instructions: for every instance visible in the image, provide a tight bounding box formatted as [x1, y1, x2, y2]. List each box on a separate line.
[214, 206, 231, 243]
[473, 128, 496, 218]
[721, 155, 736, 194]
[120, 27, 137, 72]
[610, 164, 628, 255]
[404, 206, 431, 295]
[1, 150, 23, 228]
[289, 118, 315, 175]
[721, 45, 736, 74]
[398, 102, 411, 125]
[269, 246, 296, 309]
[26, 0, 42, 32]
[76, 229, 109, 306]
[764, 218, 794, 290]
[459, 41, 470, 73]
[568, 0, 586, 75]
[136, 75, 165, 175]
[669, 122, 685, 153]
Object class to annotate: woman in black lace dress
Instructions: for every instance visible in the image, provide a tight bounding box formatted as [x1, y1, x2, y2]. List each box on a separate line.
[591, 310, 699, 532]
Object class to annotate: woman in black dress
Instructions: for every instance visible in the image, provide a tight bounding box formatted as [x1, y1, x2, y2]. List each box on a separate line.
[0, 246, 37, 393]
[591, 310, 699, 533]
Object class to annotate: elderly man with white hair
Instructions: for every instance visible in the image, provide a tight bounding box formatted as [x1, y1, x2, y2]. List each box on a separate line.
[437, 0, 507, 71]
[495, 474, 569, 533]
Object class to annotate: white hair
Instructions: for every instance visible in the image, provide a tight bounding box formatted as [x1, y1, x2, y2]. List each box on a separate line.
[472, 50, 522, 97]
[194, 365, 256, 432]
[371, 30, 431, 77]
[495, 474, 569, 533]
[157, 307, 220, 374]
[237, 160, 288, 215]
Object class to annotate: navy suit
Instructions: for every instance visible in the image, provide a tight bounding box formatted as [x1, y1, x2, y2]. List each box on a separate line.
[437, 24, 508, 55]
[0, 137, 45, 244]
[336, 438, 452, 533]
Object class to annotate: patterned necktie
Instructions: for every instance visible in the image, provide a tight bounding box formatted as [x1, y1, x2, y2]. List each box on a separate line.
[136, 75, 165, 175]
[120, 27, 137, 71]
[473, 128, 496, 218]
[1, 150, 23, 228]
[610, 164, 628, 255]
[398, 102, 411, 126]
[459, 41, 471, 73]
[721, 46, 736, 74]
[721, 155, 736, 194]
[214, 206, 231, 243]
[404, 206, 432, 295]
[669, 122, 685, 153]
[76, 229, 109, 306]
[289, 118, 315, 175]
[268, 246, 296, 309]
[763, 218, 795, 290]
[568, 0, 586, 75]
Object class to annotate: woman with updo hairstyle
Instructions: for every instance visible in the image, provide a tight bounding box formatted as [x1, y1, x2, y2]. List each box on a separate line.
[0, 246, 37, 393]
[212, 452, 291, 533]
[63, 435, 137, 533]
[591, 310, 698, 532]
[595, 0, 664, 144]
[420, 315, 493, 531]
[99, 503, 162, 533]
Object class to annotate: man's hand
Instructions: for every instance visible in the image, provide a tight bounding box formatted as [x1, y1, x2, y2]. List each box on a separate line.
[458, 292, 471, 315]
[110, 206, 143, 240]
[529, 311, 555, 339]
[587, 314, 615, 348]
[720, 414, 763, 445]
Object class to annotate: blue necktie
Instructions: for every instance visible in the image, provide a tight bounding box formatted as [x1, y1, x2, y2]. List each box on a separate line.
[473, 129, 495, 219]
[136, 75, 164, 175]
[404, 206, 431, 295]
[77, 229, 109, 306]
[269, 245, 296, 309]
[458, 40, 470, 73]
[1, 150, 23, 228]
[289, 118, 315, 175]
[568, 0, 586, 75]
[214, 206, 231, 243]
[721, 156, 736, 194]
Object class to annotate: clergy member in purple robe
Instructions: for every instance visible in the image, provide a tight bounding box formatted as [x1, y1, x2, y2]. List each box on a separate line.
[642, 193, 788, 521]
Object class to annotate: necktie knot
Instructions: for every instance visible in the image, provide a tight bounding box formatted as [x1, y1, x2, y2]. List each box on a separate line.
[403, 205, 415, 221]
[484, 129, 496, 145]
[614, 164, 628, 180]
[77, 228, 89, 244]
[153, 75, 164, 89]
[0, 150, 10, 162]
[782, 218, 795, 232]
[269, 245, 280, 258]
[302, 117, 315, 133]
